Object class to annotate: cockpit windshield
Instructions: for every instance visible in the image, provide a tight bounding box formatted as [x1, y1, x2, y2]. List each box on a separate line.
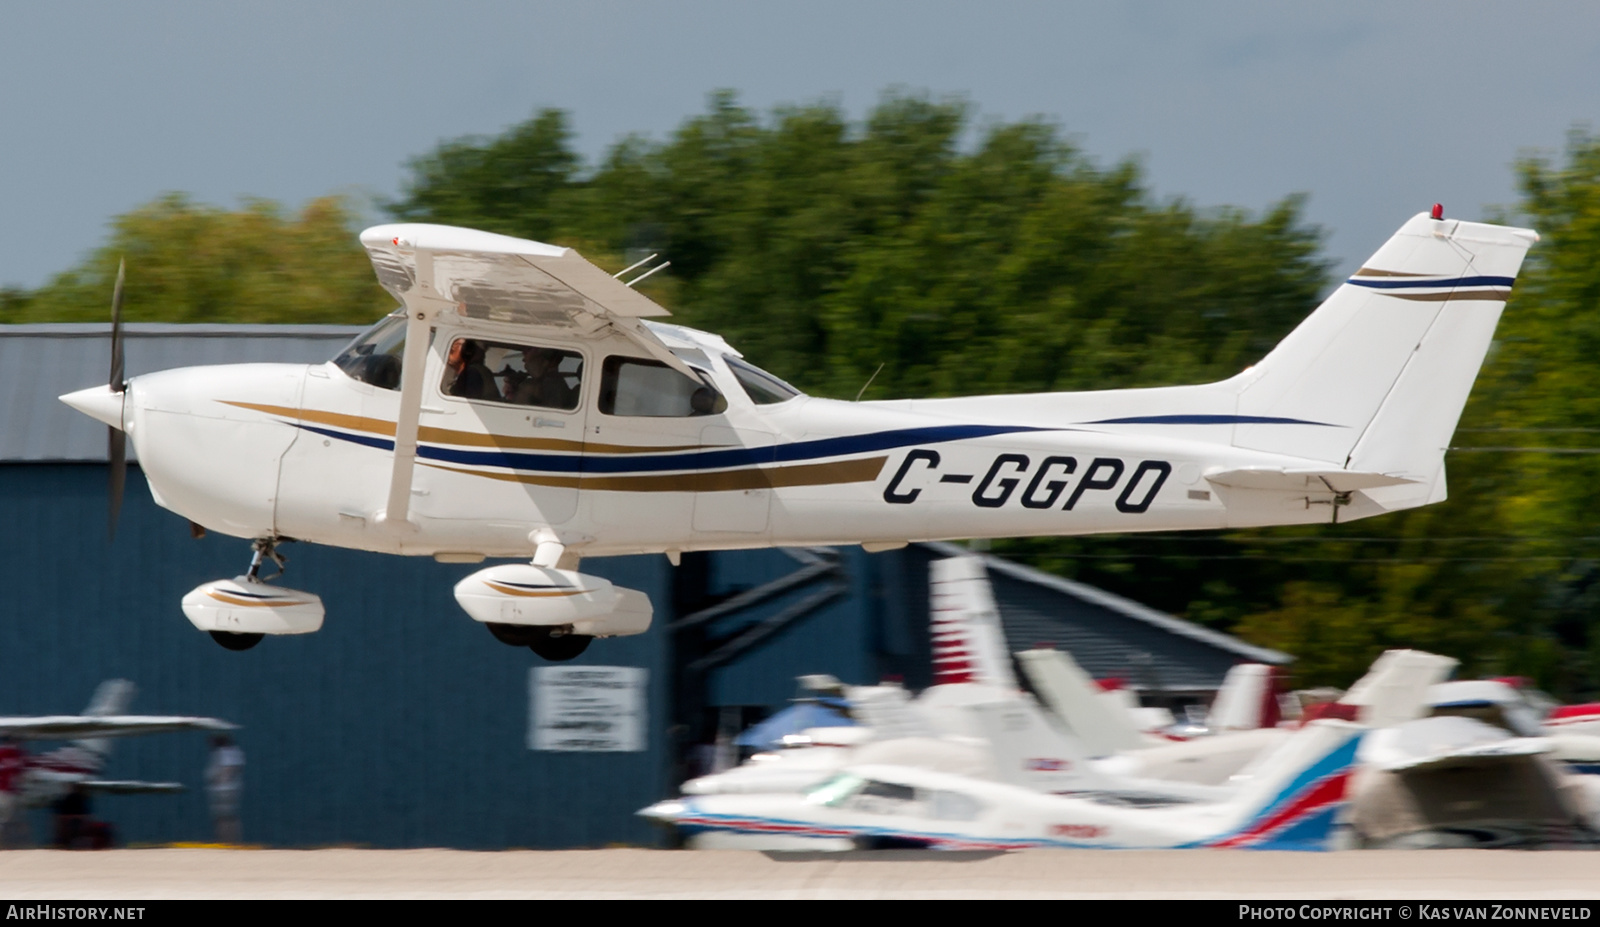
[333, 311, 407, 390]
[726, 356, 803, 405]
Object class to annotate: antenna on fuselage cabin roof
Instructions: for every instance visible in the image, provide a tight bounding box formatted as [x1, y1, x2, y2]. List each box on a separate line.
[855, 363, 885, 402]
[612, 253, 658, 279]
[623, 259, 671, 288]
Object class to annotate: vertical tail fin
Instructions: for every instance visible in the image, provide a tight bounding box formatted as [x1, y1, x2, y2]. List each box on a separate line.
[1338, 649, 1458, 728]
[74, 679, 135, 758]
[1231, 213, 1537, 506]
[1208, 663, 1286, 732]
[1016, 648, 1147, 755]
[1206, 720, 1364, 850]
[929, 556, 1018, 690]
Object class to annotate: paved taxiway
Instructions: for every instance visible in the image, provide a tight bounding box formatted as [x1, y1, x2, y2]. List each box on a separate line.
[0, 848, 1598, 899]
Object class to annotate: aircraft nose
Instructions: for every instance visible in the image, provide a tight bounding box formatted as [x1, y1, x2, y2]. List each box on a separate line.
[60, 385, 126, 431]
[637, 800, 689, 822]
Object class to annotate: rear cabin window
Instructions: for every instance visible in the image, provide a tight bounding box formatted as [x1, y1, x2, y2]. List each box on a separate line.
[599, 356, 726, 417]
[440, 337, 583, 411]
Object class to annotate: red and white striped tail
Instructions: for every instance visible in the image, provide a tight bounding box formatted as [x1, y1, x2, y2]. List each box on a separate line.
[929, 555, 1017, 690]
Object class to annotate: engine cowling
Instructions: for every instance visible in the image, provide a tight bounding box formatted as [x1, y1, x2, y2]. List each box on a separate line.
[453, 564, 652, 638]
[181, 578, 325, 635]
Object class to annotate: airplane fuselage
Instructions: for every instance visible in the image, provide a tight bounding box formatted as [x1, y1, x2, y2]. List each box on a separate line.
[118, 316, 1365, 563]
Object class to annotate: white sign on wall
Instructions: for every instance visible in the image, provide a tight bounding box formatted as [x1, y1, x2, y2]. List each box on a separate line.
[529, 665, 648, 752]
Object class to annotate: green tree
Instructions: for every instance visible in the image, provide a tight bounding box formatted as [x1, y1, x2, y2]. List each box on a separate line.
[6, 193, 391, 325]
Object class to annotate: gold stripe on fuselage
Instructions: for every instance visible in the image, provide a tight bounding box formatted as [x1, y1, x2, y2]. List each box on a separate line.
[221, 401, 717, 454]
[421, 456, 889, 493]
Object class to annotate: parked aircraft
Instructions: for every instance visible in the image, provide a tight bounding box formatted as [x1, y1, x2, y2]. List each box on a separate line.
[1030, 647, 1458, 786]
[60, 209, 1537, 657]
[641, 716, 1364, 851]
[681, 554, 1023, 796]
[0, 681, 237, 831]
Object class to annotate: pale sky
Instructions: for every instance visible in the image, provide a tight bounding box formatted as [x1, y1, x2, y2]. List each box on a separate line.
[3, 2, 1598, 290]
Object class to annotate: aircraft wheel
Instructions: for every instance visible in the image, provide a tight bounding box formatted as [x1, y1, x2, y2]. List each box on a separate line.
[529, 632, 592, 662]
[486, 623, 539, 647]
[209, 631, 264, 651]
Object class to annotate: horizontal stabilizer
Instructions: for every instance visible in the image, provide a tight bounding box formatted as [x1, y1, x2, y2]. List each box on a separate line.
[1205, 468, 1419, 493]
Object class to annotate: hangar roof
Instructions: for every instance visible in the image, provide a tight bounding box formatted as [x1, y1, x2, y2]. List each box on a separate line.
[0, 323, 363, 462]
[920, 541, 1290, 683]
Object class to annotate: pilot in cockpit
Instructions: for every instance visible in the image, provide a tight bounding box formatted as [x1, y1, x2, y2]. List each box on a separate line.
[507, 347, 577, 409]
[444, 338, 501, 401]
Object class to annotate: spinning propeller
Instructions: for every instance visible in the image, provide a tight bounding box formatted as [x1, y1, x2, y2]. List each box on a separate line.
[107, 259, 127, 539]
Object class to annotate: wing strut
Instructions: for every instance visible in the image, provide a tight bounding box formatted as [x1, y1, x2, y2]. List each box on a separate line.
[379, 251, 450, 531]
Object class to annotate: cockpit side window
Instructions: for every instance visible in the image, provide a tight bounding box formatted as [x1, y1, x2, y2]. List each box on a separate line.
[439, 337, 584, 411]
[332, 312, 407, 390]
[726, 356, 802, 405]
[599, 356, 726, 417]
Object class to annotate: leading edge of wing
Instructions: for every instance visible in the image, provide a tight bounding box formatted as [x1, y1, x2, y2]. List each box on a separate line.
[0, 715, 238, 740]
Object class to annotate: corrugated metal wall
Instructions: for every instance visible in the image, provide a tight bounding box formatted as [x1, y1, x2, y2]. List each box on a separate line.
[0, 464, 671, 849]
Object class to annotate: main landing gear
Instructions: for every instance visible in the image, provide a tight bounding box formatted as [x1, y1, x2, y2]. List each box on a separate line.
[485, 623, 593, 661]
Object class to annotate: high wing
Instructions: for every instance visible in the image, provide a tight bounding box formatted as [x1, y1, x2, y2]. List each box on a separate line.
[357, 223, 695, 529]
[0, 715, 237, 741]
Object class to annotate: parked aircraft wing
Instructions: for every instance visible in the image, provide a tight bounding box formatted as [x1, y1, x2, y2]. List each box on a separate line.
[1362, 716, 1550, 773]
[80, 780, 186, 794]
[0, 715, 237, 741]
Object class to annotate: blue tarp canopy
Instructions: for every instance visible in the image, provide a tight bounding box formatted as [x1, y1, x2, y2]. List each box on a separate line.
[734, 699, 854, 750]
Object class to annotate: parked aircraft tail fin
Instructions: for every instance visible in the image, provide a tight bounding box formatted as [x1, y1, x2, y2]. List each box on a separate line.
[929, 555, 1018, 690]
[1337, 649, 1458, 728]
[1229, 212, 1537, 512]
[76, 679, 136, 758]
[1208, 663, 1286, 732]
[1015, 648, 1147, 755]
[1207, 720, 1363, 850]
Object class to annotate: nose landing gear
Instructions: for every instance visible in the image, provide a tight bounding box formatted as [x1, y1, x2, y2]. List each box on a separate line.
[181, 538, 325, 651]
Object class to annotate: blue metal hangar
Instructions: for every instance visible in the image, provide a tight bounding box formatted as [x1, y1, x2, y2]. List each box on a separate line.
[0, 324, 1286, 849]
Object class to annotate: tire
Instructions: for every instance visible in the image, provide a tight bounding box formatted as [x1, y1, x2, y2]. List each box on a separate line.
[529, 633, 592, 662]
[486, 623, 539, 647]
[209, 631, 264, 651]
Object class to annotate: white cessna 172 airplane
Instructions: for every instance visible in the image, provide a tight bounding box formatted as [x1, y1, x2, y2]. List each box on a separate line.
[59, 207, 1537, 658]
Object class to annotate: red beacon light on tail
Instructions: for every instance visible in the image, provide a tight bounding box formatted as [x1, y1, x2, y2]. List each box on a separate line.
[1431, 203, 1444, 220]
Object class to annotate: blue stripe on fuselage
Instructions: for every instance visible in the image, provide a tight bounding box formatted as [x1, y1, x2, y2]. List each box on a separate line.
[299, 422, 1051, 474]
[1346, 275, 1514, 290]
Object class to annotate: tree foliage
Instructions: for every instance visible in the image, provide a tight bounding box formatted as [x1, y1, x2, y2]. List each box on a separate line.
[3, 194, 392, 324]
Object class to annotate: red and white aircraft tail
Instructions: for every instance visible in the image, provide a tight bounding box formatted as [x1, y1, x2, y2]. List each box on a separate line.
[928, 555, 1017, 690]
